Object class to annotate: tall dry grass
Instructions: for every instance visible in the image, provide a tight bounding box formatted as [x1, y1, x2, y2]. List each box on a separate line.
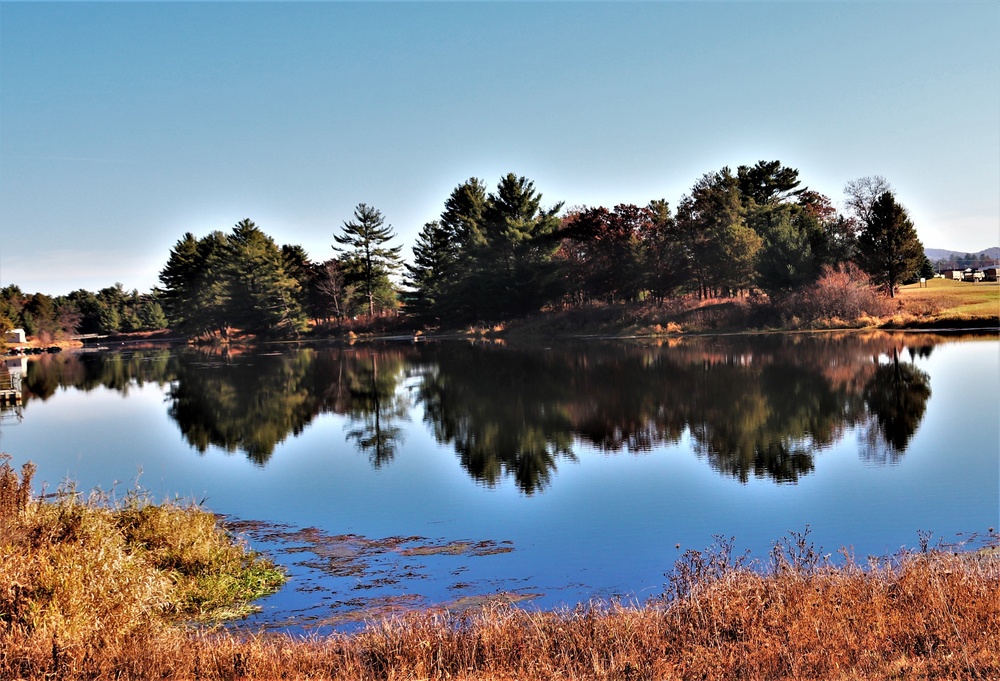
[0, 454, 284, 679]
[3, 456, 998, 680]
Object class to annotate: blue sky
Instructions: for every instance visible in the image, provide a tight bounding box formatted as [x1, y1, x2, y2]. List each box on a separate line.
[1, 1, 998, 296]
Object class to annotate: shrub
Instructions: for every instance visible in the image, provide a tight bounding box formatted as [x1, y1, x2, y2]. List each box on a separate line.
[776, 264, 894, 326]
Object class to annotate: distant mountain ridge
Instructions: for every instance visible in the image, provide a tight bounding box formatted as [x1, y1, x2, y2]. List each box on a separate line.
[925, 247, 1000, 262]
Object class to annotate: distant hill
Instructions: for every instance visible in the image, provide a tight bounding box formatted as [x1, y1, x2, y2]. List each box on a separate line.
[925, 247, 1000, 262]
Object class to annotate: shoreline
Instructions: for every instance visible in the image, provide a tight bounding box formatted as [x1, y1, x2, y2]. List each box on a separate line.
[5, 477, 998, 679]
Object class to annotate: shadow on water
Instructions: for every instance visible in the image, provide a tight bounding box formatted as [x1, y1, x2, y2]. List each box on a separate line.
[18, 332, 944, 488]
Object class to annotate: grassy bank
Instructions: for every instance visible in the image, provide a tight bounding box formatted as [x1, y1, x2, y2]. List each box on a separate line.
[890, 278, 1000, 323]
[488, 279, 999, 339]
[3, 458, 998, 679]
[0, 455, 284, 677]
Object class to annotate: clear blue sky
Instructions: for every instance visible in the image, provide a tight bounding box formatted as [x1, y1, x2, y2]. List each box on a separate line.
[1, 1, 998, 296]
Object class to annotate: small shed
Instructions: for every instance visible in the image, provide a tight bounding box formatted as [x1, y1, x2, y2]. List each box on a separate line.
[939, 269, 964, 280]
[4, 328, 26, 345]
[983, 267, 999, 282]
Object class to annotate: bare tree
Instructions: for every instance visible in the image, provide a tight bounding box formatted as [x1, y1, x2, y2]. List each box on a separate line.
[314, 258, 350, 324]
[844, 175, 893, 227]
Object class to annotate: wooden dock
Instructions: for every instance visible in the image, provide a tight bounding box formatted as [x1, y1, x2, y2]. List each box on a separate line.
[0, 372, 21, 404]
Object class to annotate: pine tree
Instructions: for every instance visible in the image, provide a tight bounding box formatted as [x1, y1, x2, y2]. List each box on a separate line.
[855, 192, 924, 298]
[405, 221, 459, 320]
[674, 168, 761, 298]
[159, 231, 232, 338]
[333, 204, 402, 317]
[227, 219, 307, 337]
[436, 178, 488, 319]
[471, 173, 563, 318]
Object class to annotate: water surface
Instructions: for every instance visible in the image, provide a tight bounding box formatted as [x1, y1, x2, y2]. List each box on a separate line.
[1, 332, 996, 631]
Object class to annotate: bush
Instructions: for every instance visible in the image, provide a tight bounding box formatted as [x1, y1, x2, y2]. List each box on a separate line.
[775, 264, 894, 327]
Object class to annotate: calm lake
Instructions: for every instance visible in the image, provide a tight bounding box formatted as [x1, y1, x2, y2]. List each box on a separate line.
[1, 331, 997, 632]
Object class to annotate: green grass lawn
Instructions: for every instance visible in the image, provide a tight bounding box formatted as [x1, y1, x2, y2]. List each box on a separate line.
[896, 278, 1000, 319]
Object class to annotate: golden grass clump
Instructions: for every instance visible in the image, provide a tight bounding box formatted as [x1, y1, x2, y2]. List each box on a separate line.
[0, 454, 284, 678]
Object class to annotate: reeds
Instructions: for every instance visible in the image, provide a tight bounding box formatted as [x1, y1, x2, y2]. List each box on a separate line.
[3, 456, 998, 680]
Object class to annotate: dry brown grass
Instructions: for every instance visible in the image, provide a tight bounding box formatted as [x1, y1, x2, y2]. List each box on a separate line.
[8, 546, 999, 680]
[4, 458, 998, 681]
[0, 454, 284, 680]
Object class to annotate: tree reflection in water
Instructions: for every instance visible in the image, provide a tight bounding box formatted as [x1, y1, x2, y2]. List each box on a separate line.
[18, 333, 943, 488]
[342, 352, 408, 468]
[162, 349, 320, 465]
[413, 345, 576, 494]
[860, 348, 932, 465]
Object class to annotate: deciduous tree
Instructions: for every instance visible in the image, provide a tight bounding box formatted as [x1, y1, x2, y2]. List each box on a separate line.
[844, 175, 893, 228]
[313, 258, 350, 324]
[559, 204, 647, 303]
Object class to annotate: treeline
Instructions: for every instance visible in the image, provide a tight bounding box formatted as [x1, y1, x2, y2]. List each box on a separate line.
[407, 164, 930, 324]
[0, 283, 166, 342]
[933, 252, 997, 271]
[2, 160, 933, 341]
[157, 209, 402, 340]
[154, 160, 932, 339]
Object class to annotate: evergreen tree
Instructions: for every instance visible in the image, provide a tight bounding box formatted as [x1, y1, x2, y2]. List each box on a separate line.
[159, 230, 231, 338]
[639, 199, 686, 304]
[23, 293, 59, 339]
[855, 192, 924, 298]
[160, 232, 209, 335]
[0, 285, 24, 334]
[436, 178, 488, 318]
[405, 221, 459, 320]
[749, 203, 827, 295]
[281, 244, 316, 319]
[227, 219, 308, 337]
[472, 173, 563, 318]
[737, 160, 803, 206]
[160, 222, 306, 339]
[441, 177, 488, 252]
[333, 204, 402, 317]
[139, 296, 168, 330]
[66, 289, 102, 334]
[914, 254, 936, 283]
[674, 168, 761, 298]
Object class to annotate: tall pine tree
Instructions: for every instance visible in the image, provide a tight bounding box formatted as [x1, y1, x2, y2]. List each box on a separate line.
[405, 221, 459, 320]
[333, 204, 402, 317]
[227, 219, 307, 337]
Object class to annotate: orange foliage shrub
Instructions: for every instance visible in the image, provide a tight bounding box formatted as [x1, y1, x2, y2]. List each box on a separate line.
[777, 264, 895, 326]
